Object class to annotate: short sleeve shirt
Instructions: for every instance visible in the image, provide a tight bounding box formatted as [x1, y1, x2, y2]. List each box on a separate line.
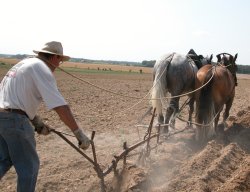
[0, 57, 67, 119]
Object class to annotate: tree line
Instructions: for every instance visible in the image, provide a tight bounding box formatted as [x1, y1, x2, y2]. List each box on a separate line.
[0, 54, 249, 74]
[237, 65, 250, 74]
[141, 60, 250, 74]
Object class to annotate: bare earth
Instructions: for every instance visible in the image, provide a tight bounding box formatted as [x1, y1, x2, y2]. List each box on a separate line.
[0, 67, 249, 192]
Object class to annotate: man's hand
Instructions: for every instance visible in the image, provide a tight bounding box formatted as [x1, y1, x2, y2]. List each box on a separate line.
[31, 115, 51, 135]
[73, 128, 90, 150]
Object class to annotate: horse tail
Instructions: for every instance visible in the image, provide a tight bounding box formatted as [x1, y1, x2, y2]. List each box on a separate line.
[151, 59, 169, 118]
[196, 69, 215, 139]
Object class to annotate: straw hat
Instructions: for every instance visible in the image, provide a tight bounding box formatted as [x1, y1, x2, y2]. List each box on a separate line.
[33, 41, 70, 61]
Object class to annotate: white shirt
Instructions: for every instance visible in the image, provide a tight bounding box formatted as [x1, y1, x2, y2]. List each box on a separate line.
[0, 57, 67, 119]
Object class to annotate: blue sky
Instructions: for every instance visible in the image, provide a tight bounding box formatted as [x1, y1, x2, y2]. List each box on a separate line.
[0, 0, 249, 65]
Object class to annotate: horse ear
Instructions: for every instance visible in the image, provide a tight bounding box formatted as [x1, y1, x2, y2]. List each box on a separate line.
[216, 54, 221, 62]
[234, 53, 238, 63]
[229, 55, 234, 63]
[210, 54, 213, 62]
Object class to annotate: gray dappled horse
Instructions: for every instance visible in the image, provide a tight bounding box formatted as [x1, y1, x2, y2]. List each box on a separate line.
[151, 51, 212, 133]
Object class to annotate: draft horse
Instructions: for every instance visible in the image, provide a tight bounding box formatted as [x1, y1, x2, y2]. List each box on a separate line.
[195, 53, 238, 142]
[151, 51, 213, 133]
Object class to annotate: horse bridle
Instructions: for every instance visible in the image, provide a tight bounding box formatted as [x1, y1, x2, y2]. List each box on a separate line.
[216, 53, 238, 86]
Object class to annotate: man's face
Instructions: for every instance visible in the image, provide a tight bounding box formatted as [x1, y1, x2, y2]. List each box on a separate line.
[51, 55, 63, 68]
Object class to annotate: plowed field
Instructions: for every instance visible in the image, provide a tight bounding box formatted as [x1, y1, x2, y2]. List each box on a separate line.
[0, 64, 249, 192]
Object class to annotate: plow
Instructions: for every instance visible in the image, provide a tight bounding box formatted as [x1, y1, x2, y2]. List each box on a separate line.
[49, 108, 193, 192]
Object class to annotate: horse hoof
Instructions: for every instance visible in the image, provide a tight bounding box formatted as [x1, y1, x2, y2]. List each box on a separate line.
[163, 127, 169, 134]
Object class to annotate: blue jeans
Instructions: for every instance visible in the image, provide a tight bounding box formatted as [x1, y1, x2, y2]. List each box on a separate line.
[0, 112, 39, 192]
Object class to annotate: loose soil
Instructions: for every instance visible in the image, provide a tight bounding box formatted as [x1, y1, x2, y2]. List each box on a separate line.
[0, 65, 249, 192]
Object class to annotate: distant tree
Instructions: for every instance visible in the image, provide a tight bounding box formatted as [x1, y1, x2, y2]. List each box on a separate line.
[237, 65, 250, 74]
[141, 60, 156, 67]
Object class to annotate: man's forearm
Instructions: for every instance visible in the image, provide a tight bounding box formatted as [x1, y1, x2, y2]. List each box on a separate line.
[53, 105, 79, 131]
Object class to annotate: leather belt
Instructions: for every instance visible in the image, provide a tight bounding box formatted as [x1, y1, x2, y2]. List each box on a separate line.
[0, 108, 28, 118]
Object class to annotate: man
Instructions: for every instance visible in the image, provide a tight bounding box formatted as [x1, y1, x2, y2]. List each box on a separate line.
[0, 41, 90, 192]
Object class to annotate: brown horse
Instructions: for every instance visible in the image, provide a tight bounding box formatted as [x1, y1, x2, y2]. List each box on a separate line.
[195, 53, 238, 142]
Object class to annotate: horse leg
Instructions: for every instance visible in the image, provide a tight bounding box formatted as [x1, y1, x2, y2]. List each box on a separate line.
[187, 96, 195, 128]
[214, 105, 222, 134]
[171, 98, 180, 128]
[158, 114, 164, 125]
[215, 97, 233, 143]
[163, 98, 179, 133]
[223, 96, 234, 124]
[170, 98, 180, 129]
[214, 114, 220, 133]
[162, 106, 174, 133]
